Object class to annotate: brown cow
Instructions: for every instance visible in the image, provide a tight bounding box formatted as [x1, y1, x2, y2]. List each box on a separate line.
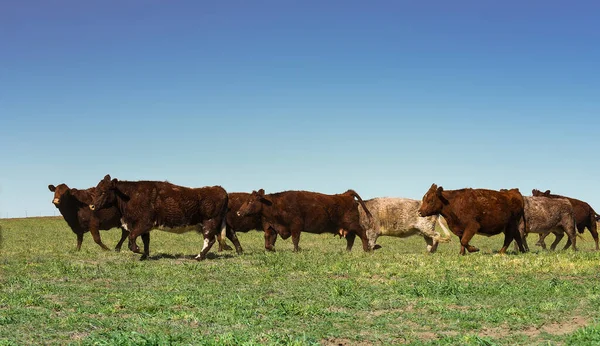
[418, 184, 526, 255]
[89, 175, 242, 260]
[532, 189, 600, 250]
[236, 189, 373, 252]
[218, 192, 263, 251]
[49, 184, 128, 251]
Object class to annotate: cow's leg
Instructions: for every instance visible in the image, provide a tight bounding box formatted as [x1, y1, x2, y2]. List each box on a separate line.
[499, 229, 517, 255]
[224, 222, 243, 255]
[114, 228, 129, 252]
[264, 225, 279, 251]
[291, 230, 301, 252]
[196, 219, 219, 260]
[75, 233, 84, 251]
[128, 225, 149, 255]
[140, 232, 150, 260]
[217, 232, 233, 252]
[459, 225, 480, 255]
[90, 229, 110, 251]
[424, 236, 439, 253]
[536, 232, 548, 249]
[512, 228, 526, 253]
[344, 232, 356, 251]
[589, 219, 599, 251]
[550, 232, 564, 250]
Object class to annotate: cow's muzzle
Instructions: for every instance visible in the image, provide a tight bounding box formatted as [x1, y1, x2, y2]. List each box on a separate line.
[89, 204, 96, 211]
[53, 198, 60, 205]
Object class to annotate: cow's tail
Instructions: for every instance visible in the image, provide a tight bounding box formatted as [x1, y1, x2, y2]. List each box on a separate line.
[595, 212, 600, 222]
[345, 189, 372, 219]
[436, 216, 452, 242]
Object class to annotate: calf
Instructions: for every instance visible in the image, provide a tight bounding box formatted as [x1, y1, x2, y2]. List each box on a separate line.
[218, 192, 263, 251]
[418, 184, 526, 255]
[89, 175, 242, 260]
[517, 196, 577, 251]
[361, 198, 452, 253]
[237, 189, 373, 252]
[48, 184, 128, 251]
[532, 189, 600, 250]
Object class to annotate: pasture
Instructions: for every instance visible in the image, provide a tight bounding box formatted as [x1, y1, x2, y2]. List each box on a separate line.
[2, 217, 600, 345]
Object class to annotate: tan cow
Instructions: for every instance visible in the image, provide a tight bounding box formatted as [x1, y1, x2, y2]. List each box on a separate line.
[358, 198, 451, 253]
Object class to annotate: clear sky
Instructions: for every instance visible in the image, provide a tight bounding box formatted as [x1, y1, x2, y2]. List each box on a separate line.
[1, 1, 599, 218]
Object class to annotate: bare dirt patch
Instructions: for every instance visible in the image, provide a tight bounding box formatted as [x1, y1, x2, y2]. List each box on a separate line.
[321, 338, 374, 346]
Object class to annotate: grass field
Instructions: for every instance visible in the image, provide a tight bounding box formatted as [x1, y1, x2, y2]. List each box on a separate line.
[2, 217, 600, 345]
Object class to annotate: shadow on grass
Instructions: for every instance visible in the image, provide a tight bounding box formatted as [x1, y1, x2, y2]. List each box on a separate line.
[146, 252, 236, 261]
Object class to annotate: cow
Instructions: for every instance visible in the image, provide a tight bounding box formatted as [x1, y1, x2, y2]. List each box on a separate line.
[515, 196, 577, 251]
[360, 198, 452, 253]
[418, 184, 526, 255]
[236, 189, 373, 252]
[48, 183, 128, 251]
[217, 192, 263, 251]
[532, 189, 600, 250]
[89, 174, 243, 260]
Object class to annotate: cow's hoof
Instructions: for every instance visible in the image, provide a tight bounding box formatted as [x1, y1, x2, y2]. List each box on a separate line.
[114, 247, 122, 252]
[467, 246, 479, 253]
[194, 254, 205, 261]
[372, 244, 382, 250]
[139, 255, 148, 261]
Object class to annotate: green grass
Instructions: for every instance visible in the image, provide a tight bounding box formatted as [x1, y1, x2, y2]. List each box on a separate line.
[2, 217, 600, 345]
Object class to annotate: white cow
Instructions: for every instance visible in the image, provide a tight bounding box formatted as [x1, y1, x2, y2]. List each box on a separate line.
[359, 197, 451, 253]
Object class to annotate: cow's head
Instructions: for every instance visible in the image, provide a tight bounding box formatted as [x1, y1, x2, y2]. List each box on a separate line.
[418, 183, 447, 217]
[48, 184, 70, 207]
[49, 184, 92, 208]
[532, 189, 551, 197]
[237, 189, 271, 217]
[90, 174, 118, 211]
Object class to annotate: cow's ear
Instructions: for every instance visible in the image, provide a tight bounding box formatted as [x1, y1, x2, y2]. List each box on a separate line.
[436, 186, 449, 204]
[544, 190, 551, 195]
[257, 188, 265, 196]
[260, 195, 273, 206]
[48, 184, 56, 192]
[103, 174, 111, 182]
[436, 186, 444, 196]
[111, 178, 118, 188]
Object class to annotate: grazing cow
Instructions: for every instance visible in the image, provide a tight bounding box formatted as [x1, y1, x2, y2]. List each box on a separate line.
[237, 189, 373, 252]
[89, 175, 242, 260]
[418, 184, 526, 255]
[516, 196, 577, 251]
[218, 192, 263, 251]
[360, 198, 452, 253]
[532, 189, 600, 250]
[48, 184, 128, 251]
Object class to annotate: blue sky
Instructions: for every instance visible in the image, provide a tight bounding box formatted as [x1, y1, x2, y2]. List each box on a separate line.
[1, 1, 599, 218]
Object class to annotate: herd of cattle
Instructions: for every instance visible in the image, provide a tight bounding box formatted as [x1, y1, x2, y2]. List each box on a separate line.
[47, 174, 600, 260]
